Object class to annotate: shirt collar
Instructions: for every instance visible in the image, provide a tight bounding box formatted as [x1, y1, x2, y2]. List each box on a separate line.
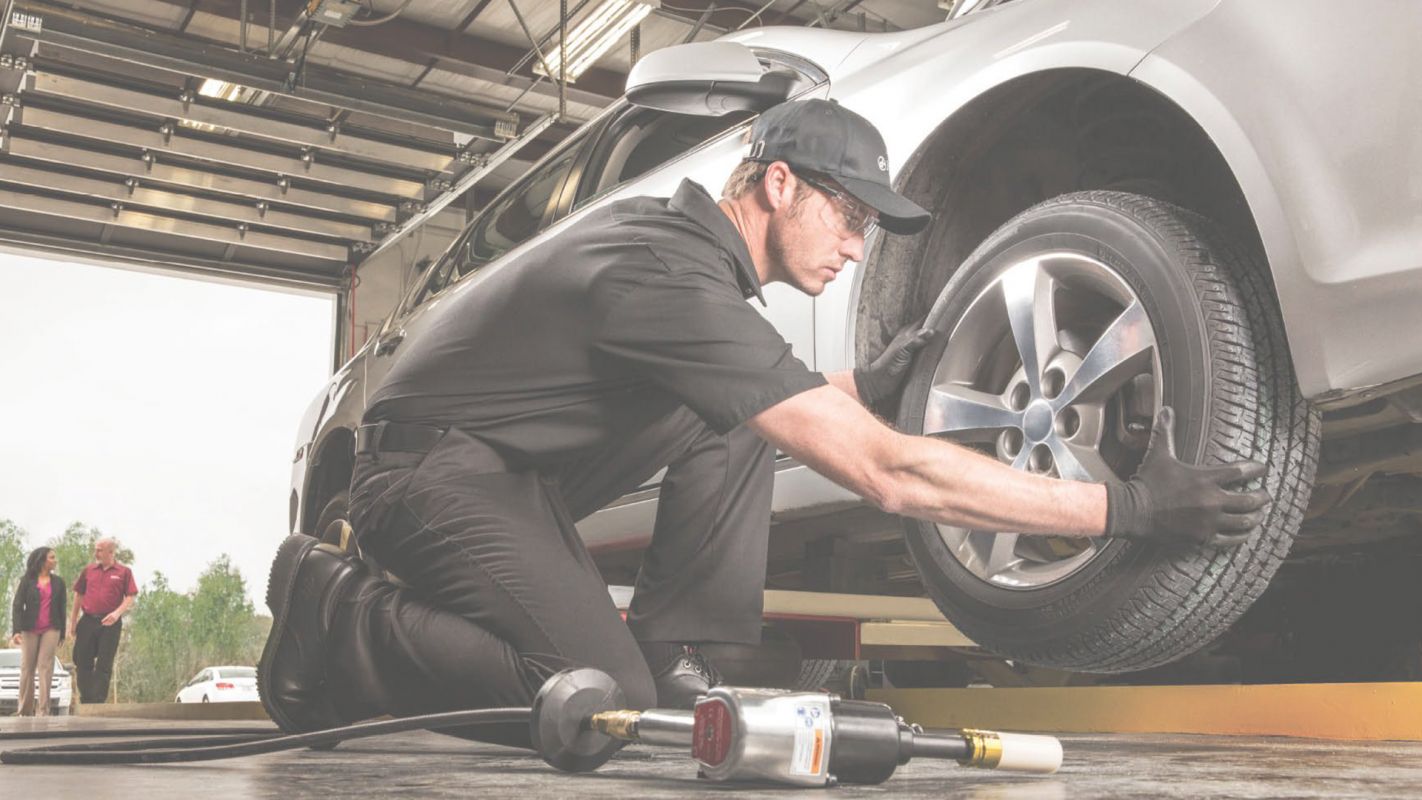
[668, 179, 766, 306]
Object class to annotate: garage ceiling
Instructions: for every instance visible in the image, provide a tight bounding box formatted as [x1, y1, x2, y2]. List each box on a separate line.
[0, 0, 948, 288]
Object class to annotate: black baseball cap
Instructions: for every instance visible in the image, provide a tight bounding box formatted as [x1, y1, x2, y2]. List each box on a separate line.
[745, 98, 931, 235]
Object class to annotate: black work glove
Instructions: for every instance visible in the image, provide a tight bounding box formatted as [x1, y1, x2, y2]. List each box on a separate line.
[1105, 406, 1271, 547]
[854, 322, 935, 406]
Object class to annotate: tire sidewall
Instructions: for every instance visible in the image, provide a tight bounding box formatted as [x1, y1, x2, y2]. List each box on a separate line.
[898, 196, 1224, 646]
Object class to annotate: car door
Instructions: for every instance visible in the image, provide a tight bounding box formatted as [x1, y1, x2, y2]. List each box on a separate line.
[360, 131, 597, 405]
[178, 670, 207, 702]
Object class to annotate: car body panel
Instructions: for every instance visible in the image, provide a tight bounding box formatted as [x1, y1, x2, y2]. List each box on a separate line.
[1130, 0, 1422, 398]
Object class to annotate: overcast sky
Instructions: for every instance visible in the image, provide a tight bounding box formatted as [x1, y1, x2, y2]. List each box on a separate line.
[0, 250, 335, 607]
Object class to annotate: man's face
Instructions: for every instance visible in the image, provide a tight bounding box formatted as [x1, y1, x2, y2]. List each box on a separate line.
[95, 542, 115, 566]
[765, 173, 873, 296]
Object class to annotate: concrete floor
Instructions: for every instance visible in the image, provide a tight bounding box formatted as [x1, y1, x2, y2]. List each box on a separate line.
[2, 717, 1420, 798]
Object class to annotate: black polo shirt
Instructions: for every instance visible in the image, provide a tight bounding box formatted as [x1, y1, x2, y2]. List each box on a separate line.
[365, 179, 827, 467]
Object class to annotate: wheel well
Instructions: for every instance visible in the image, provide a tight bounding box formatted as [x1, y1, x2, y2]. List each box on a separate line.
[858, 68, 1266, 360]
[302, 428, 355, 535]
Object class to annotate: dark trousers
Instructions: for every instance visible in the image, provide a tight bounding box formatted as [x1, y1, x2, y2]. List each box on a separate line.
[73, 615, 122, 704]
[334, 406, 773, 746]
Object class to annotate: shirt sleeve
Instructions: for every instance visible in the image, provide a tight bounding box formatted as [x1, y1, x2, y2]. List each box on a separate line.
[73, 568, 86, 594]
[125, 569, 139, 596]
[594, 268, 827, 434]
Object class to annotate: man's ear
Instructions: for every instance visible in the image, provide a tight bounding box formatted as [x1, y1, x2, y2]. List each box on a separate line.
[760, 161, 796, 213]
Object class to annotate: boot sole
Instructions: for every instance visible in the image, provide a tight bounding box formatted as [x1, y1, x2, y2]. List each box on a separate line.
[257, 533, 319, 732]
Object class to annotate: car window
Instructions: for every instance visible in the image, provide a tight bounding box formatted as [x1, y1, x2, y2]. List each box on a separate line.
[573, 49, 826, 209]
[398, 140, 585, 317]
[220, 667, 257, 679]
[462, 145, 582, 271]
[574, 108, 755, 209]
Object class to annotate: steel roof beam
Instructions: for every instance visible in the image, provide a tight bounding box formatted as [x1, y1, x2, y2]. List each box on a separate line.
[8, 1, 510, 140]
[18, 70, 456, 172]
[0, 185, 350, 260]
[9, 105, 429, 200]
[3, 133, 398, 223]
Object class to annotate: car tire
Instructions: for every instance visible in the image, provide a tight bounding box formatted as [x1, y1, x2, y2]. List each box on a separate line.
[202, 695, 209, 703]
[896, 190, 1319, 673]
[790, 658, 838, 691]
[314, 491, 351, 547]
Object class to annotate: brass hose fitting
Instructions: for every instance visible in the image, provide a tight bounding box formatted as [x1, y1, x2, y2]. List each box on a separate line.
[958, 728, 1004, 770]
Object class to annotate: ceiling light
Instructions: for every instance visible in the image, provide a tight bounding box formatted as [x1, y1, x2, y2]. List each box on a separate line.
[197, 79, 248, 103]
[534, 0, 658, 83]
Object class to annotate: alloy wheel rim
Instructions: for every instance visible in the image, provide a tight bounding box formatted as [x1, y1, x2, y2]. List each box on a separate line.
[922, 251, 1162, 589]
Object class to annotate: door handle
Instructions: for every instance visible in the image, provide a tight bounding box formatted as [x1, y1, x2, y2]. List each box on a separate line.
[375, 330, 405, 356]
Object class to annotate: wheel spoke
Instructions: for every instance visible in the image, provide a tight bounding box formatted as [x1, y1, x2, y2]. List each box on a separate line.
[983, 531, 1024, 577]
[924, 383, 1020, 439]
[1055, 301, 1154, 408]
[1000, 259, 1060, 395]
[1049, 438, 1118, 483]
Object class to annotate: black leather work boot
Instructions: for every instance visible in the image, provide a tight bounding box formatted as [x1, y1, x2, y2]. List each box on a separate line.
[258, 533, 366, 733]
[639, 642, 723, 710]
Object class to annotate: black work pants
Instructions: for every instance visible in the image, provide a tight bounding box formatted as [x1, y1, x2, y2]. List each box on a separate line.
[73, 615, 122, 704]
[334, 406, 774, 746]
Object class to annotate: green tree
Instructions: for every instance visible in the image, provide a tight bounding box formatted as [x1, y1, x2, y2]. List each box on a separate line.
[48, 522, 134, 585]
[1, 520, 30, 632]
[115, 556, 269, 703]
[114, 572, 193, 703]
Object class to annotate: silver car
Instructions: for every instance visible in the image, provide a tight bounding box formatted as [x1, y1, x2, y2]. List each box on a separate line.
[290, 0, 1421, 674]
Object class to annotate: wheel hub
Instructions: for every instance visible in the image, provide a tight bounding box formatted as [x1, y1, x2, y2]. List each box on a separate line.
[1022, 401, 1054, 443]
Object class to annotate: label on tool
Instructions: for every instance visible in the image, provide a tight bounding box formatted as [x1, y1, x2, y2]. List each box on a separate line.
[693, 698, 733, 767]
[789, 696, 831, 777]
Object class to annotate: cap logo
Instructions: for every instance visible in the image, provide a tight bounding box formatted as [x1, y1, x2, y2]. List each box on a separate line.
[877, 155, 888, 171]
[748, 140, 766, 159]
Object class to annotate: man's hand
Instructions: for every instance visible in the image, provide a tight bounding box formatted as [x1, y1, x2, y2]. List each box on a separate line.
[1105, 407, 1270, 546]
[854, 322, 935, 405]
[67, 622, 76, 639]
[101, 612, 119, 626]
[8, 633, 19, 647]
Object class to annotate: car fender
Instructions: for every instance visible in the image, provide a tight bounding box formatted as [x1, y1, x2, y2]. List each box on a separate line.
[1130, 0, 1422, 399]
[825, 0, 1222, 372]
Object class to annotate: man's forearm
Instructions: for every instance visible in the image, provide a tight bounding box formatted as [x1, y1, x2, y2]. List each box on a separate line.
[882, 432, 1107, 537]
[70, 595, 82, 626]
[824, 370, 862, 404]
[752, 385, 1107, 538]
[116, 595, 135, 618]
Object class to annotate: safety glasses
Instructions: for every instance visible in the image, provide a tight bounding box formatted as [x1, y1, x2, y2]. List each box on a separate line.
[794, 171, 879, 239]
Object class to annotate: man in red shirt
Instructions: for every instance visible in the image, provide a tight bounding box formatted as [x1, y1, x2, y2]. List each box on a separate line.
[68, 538, 138, 704]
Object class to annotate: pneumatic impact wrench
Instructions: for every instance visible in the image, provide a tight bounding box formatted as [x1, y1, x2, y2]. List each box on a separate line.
[532, 668, 1063, 786]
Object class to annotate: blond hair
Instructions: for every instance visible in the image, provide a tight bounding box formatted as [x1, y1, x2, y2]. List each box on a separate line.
[721, 159, 813, 214]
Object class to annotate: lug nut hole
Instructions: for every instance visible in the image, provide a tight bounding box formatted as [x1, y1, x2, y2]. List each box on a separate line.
[1042, 368, 1066, 400]
[1009, 382, 1031, 411]
[999, 428, 1024, 460]
[1029, 444, 1053, 473]
[1056, 407, 1081, 438]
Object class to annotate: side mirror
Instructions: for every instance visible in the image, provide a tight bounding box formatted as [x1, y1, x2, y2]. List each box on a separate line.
[625, 41, 795, 116]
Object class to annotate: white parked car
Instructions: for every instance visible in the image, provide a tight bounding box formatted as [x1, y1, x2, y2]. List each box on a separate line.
[175, 666, 259, 703]
[290, 0, 1422, 675]
[0, 648, 73, 715]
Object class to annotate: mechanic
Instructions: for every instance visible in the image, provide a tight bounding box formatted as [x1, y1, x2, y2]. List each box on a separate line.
[259, 99, 1269, 746]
